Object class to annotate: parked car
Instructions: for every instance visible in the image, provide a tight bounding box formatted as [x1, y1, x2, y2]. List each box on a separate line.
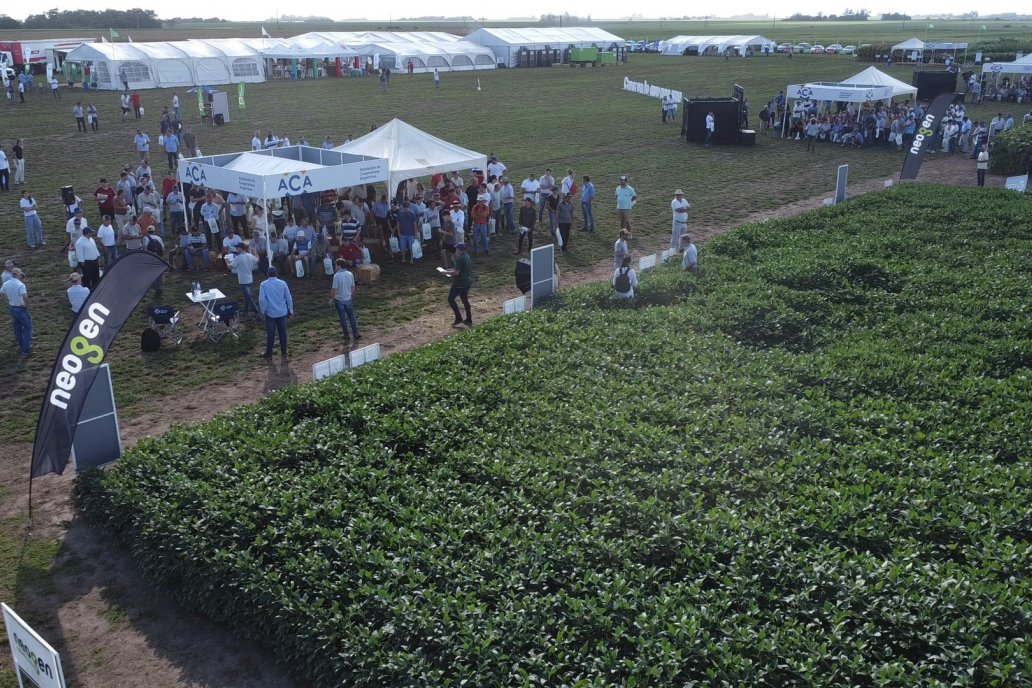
[842, 45, 857, 55]
[777, 43, 793, 53]
[826, 44, 843, 54]
[793, 43, 812, 53]
[810, 45, 826, 54]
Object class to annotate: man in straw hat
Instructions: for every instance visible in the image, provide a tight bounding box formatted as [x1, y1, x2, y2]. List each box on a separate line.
[67, 272, 90, 314]
[670, 188, 690, 250]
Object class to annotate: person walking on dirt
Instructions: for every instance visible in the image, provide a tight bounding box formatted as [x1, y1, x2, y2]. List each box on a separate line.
[445, 243, 473, 327]
[976, 148, 989, 187]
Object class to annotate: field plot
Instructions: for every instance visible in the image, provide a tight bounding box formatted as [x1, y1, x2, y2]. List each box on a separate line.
[77, 185, 1032, 686]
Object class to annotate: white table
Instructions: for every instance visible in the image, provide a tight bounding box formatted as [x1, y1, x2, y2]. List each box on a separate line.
[185, 289, 225, 330]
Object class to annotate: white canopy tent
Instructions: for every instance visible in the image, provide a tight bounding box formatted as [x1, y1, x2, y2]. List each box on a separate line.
[782, 79, 897, 137]
[334, 119, 487, 192]
[65, 39, 266, 90]
[462, 27, 625, 67]
[659, 35, 776, 56]
[982, 54, 1032, 75]
[178, 145, 389, 267]
[891, 38, 968, 61]
[295, 31, 495, 72]
[847, 67, 918, 100]
[258, 36, 357, 60]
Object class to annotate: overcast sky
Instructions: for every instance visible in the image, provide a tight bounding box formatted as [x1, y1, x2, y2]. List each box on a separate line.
[9, 2, 1029, 22]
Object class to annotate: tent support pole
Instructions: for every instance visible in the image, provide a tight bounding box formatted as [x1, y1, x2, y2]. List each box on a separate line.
[264, 187, 271, 271]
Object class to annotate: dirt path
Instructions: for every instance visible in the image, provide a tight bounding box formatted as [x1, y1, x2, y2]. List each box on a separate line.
[4, 153, 994, 687]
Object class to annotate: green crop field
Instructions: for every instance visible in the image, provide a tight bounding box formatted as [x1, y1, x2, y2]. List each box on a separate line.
[0, 53, 1016, 445]
[77, 184, 1032, 686]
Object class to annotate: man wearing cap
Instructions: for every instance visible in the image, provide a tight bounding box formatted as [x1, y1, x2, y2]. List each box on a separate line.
[66, 207, 89, 246]
[259, 266, 294, 359]
[471, 194, 492, 256]
[67, 273, 90, 314]
[75, 226, 102, 288]
[615, 175, 637, 233]
[1, 268, 32, 354]
[444, 243, 473, 327]
[670, 189, 690, 250]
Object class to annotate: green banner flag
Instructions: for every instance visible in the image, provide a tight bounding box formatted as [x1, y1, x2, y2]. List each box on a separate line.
[237, 82, 246, 109]
[981, 24, 987, 30]
[110, 28, 120, 40]
[197, 85, 204, 115]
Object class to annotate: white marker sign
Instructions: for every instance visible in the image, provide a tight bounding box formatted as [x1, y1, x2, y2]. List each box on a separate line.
[3, 603, 67, 688]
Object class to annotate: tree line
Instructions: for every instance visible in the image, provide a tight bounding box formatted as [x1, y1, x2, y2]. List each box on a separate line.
[785, 9, 871, 21]
[0, 8, 163, 29]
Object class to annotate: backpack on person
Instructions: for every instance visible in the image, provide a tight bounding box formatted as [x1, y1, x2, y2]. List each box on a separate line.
[614, 267, 632, 294]
[141, 328, 161, 352]
[147, 236, 164, 256]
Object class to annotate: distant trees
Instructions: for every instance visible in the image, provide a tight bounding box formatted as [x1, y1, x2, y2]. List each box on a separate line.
[786, 9, 870, 21]
[539, 13, 591, 25]
[19, 8, 162, 29]
[881, 12, 912, 20]
[0, 14, 21, 28]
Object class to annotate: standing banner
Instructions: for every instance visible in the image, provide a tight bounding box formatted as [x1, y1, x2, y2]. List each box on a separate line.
[237, 82, 246, 109]
[900, 92, 954, 180]
[30, 250, 169, 479]
[196, 84, 204, 115]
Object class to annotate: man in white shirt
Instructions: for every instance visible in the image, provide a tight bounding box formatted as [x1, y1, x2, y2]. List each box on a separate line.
[222, 230, 244, 256]
[227, 192, 249, 234]
[20, 190, 45, 248]
[1, 260, 15, 284]
[251, 131, 262, 151]
[330, 258, 360, 341]
[520, 175, 540, 206]
[0, 146, 9, 191]
[670, 189, 690, 249]
[1, 268, 32, 353]
[75, 228, 102, 290]
[67, 272, 90, 313]
[66, 207, 89, 244]
[486, 156, 506, 180]
[121, 92, 132, 121]
[680, 233, 698, 272]
[97, 215, 118, 268]
[705, 112, 716, 146]
[171, 92, 180, 120]
[561, 168, 576, 196]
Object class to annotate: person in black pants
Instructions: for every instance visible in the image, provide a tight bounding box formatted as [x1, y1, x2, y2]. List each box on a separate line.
[445, 243, 473, 327]
[516, 197, 536, 254]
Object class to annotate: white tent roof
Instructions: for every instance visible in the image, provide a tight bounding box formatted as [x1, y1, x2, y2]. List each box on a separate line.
[180, 146, 389, 199]
[298, 31, 464, 45]
[892, 38, 927, 51]
[660, 35, 775, 56]
[260, 36, 357, 59]
[786, 82, 895, 103]
[463, 27, 624, 46]
[847, 67, 918, 99]
[335, 119, 487, 191]
[295, 31, 494, 70]
[983, 55, 1032, 75]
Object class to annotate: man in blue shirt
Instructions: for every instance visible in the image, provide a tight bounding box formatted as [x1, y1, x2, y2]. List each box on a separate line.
[258, 267, 294, 358]
[580, 175, 596, 233]
[134, 129, 150, 161]
[163, 131, 180, 171]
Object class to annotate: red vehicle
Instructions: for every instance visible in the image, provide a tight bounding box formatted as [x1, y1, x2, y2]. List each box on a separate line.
[0, 38, 91, 74]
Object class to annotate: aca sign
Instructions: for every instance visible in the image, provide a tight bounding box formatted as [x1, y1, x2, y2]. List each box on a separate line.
[182, 164, 207, 184]
[277, 173, 314, 194]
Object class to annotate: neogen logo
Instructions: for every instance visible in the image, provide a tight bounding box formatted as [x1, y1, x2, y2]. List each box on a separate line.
[13, 631, 54, 680]
[909, 112, 939, 155]
[50, 302, 110, 410]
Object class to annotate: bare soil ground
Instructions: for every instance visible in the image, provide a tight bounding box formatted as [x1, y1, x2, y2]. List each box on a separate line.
[1, 154, 997, 687]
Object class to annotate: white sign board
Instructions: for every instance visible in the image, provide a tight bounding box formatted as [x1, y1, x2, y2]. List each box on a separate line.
[638, 254, 658, 271]
[787, 83, 893, 103]
[312, 354, 348, 382]
[350, 342, 381, 369]
[1005, 174, 1028, 193]
[503, 296, 528, 314]
[3, 604, 67, 688]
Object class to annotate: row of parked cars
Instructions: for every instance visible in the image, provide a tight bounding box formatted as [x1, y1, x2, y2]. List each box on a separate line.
[777, 43, 867, 55]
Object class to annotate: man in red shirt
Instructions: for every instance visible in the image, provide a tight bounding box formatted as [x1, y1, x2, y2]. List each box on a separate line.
[94, 178, 116, 218]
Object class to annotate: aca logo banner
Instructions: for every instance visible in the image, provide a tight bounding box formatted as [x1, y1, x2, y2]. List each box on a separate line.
[182, 164, 207, 184]
[277, 173, 314, 194]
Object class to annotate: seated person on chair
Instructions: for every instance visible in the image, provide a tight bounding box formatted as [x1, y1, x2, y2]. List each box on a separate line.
[292, 230, 312, 276]
[185, 225, 210, 271]
[316, 202, 337, 237]
[311, 230, 330, 265]
[272, 232, 291, 276]
[339, 210, 362, 244]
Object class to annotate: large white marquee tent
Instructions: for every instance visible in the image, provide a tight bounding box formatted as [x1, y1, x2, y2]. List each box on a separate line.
[296, 31, 495, 72]
[65, 39, 270, 90]
[462, 27, 625, 67]
[335, 118, 487, 191]
[659, 35, 776, 56]
[848, 67, 918, 99]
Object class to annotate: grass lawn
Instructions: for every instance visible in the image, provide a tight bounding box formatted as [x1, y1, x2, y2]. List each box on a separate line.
[0, 53, 1011, 443]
